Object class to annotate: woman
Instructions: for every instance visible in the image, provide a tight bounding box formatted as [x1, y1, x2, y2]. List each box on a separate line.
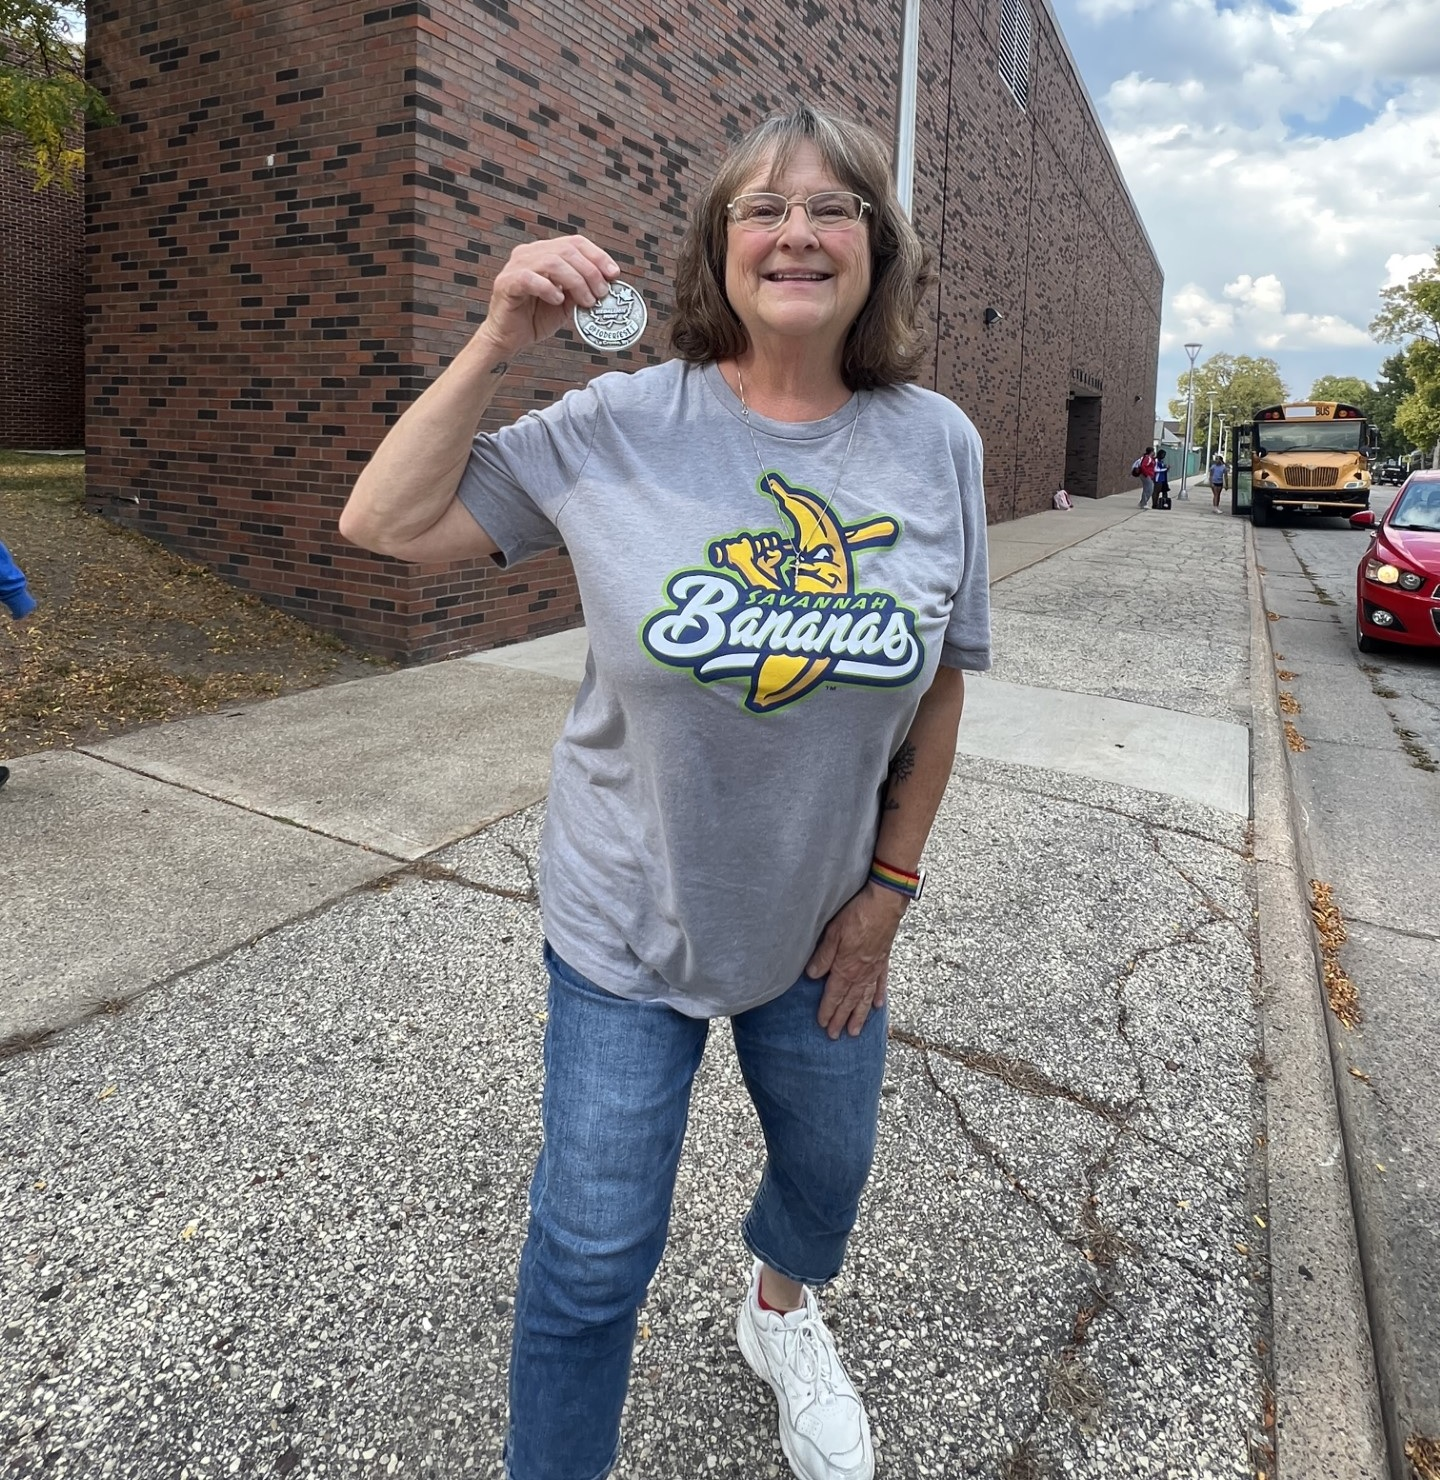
[1210, 453, 1227, 510]
[340, 105, 991, 1480]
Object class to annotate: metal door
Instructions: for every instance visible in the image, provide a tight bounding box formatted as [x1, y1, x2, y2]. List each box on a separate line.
[1231, 424, 1253, 516]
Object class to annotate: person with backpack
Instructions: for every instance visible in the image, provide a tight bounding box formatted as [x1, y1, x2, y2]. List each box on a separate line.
[1152, 449, 1171, 508]
[1134, 448, 1157, 508]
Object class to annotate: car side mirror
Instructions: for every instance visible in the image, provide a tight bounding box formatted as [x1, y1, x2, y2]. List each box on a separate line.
[1349, 510, 1376, 529]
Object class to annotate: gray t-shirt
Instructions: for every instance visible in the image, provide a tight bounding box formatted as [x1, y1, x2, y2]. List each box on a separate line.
[458, 359, 990, 1017]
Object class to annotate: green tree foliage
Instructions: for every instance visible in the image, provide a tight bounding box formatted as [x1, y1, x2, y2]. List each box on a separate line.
[1395, 341, 1440, 456]
[1167, 354, 1289, 442]
[0, 2, 112, 192]
[1369, 355, 1414, 459]
[1371, 250, 1440, 461]
[1370, 248, 1440, 348]
[1307, 374, 1372, 407]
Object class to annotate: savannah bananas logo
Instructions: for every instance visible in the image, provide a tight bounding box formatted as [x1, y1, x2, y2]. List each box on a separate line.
[641, 471, 925, 713]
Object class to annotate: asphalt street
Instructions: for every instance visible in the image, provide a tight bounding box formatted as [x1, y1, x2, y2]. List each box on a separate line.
[1254, 513, 1440, 1475]
[0, 493, 1387, 1479]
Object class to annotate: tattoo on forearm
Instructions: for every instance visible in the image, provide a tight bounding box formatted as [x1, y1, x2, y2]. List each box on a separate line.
[887, 742, 916, 786]
[491, 361, 509, 376]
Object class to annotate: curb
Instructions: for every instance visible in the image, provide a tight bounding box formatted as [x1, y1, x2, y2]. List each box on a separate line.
[1247, 521, 1389, 1478]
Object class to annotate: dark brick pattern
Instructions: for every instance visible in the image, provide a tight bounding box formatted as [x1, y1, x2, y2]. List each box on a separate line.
[1, 144, 85, 449]
[84, 0, 1160, 663]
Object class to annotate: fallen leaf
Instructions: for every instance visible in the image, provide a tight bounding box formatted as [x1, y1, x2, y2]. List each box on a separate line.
[1235, 1242, 1250, 1255]
[1255, 1215, 1267, 1228]
[33, 1180, 47, 1192]
[1348, 1067, 1371, 1084]
[97, 1084, 116, 1100]
[1376, 1163, 1386, 1173]
[181, 1219, 200, 1240]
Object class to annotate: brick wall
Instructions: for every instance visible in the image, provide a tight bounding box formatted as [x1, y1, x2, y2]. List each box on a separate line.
[85, 0, 1161, 663]
[0, 143, 85, 449]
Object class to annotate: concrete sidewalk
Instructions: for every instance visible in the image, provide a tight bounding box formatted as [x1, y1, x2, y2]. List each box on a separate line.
[0, 492, 1383, 1479]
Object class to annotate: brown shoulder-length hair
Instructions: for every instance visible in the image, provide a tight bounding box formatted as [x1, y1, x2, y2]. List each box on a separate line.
[669, 105, 933, 391]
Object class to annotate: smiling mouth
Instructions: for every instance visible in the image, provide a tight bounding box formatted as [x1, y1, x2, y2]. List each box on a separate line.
[764, 271, 832, 282]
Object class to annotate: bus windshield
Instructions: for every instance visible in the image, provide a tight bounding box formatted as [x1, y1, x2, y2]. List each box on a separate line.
[1254, 422, 1365, 454]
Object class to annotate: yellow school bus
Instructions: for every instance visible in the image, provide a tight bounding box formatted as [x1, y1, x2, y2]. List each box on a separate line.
[1238, 402, 1376, 526]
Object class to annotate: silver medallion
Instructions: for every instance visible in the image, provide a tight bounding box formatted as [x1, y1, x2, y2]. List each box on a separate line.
[574, 280, 647, 351]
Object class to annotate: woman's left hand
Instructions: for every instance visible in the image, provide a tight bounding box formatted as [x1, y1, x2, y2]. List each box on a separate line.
[806, 884, 908, 1040]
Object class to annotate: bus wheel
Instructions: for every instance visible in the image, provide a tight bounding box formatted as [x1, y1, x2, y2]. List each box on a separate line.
[1252, 494, 1271, 527]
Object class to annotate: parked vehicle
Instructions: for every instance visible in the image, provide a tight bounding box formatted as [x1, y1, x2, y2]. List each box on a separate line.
[1377, 461, 1407, 486]
[1242, 400, 1376, 526]
[1350, 471, 1440, 652]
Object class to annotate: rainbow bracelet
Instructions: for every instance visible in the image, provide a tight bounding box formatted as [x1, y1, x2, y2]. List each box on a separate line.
[868, 857, 926, 904]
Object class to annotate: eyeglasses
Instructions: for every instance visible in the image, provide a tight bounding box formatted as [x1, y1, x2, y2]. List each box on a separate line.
[726, 191, 871, 232]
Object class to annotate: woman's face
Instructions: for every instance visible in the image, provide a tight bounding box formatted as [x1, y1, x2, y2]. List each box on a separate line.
[723, 141, 872, 365]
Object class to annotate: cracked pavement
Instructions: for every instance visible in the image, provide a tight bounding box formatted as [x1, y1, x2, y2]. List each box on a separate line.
[1, 497, 1278, 1478]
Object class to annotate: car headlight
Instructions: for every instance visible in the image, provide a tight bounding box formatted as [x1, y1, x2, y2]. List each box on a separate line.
[1365, 560, 1425, 590]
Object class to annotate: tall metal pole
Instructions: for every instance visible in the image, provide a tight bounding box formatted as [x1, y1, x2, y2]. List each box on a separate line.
[1181, 342, 1202, 496]
[894, 0, 921, 216]
[1204, 394, 1216, 468]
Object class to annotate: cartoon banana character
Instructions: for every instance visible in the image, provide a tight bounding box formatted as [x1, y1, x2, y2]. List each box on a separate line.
[709, 473, 898, 711]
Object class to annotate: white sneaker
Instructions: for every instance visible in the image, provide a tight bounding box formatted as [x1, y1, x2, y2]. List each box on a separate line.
[735, 1261, 874, 1480]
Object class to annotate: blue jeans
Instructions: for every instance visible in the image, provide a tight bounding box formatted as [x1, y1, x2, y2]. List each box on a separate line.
[504, 943, 889, 1480]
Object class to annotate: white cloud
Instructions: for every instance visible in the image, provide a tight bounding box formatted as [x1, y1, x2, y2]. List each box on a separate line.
[1076, 0, 1146, 19]
[1168, 274, 1372, 352]
[1386, 252, 1435, 286]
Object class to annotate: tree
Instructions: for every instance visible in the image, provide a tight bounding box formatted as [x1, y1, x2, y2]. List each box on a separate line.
[1167, 353, 1289, 441]
[1372, 249, 1440, 465]
[1370, 248, 1440, 349]
[1395, 341, 1440, 458]
[0, 2, 112, 191]
[1307, 375, 1372, 407]
[1368, 355, 1415, 459]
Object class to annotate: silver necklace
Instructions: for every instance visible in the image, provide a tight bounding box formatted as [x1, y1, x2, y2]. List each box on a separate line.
[734, 364, 864, 524]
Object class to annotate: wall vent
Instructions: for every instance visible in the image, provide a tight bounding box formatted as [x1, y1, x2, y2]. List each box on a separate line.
[998, 0, 1033, 109]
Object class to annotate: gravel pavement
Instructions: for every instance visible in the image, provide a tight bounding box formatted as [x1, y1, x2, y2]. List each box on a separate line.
[0, 495, 1367, 1479]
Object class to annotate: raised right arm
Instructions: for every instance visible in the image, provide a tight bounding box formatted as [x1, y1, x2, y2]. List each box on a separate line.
[337, 236, 620, 565]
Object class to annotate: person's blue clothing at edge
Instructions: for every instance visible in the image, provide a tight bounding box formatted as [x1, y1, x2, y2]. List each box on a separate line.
[0, 541, 37, 620]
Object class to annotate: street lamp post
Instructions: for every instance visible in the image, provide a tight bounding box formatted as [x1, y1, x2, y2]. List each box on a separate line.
[1204, 393, 1216, 469]
[1181, 343, 1202, 498]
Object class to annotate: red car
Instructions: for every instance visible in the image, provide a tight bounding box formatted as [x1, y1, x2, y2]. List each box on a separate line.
[1350, 471, 1440, 652]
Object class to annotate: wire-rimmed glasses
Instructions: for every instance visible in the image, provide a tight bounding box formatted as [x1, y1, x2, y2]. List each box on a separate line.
[726, 191, 871, 232]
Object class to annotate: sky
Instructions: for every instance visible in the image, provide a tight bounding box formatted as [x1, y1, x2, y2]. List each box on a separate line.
[1048, 0, 1440, 417]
